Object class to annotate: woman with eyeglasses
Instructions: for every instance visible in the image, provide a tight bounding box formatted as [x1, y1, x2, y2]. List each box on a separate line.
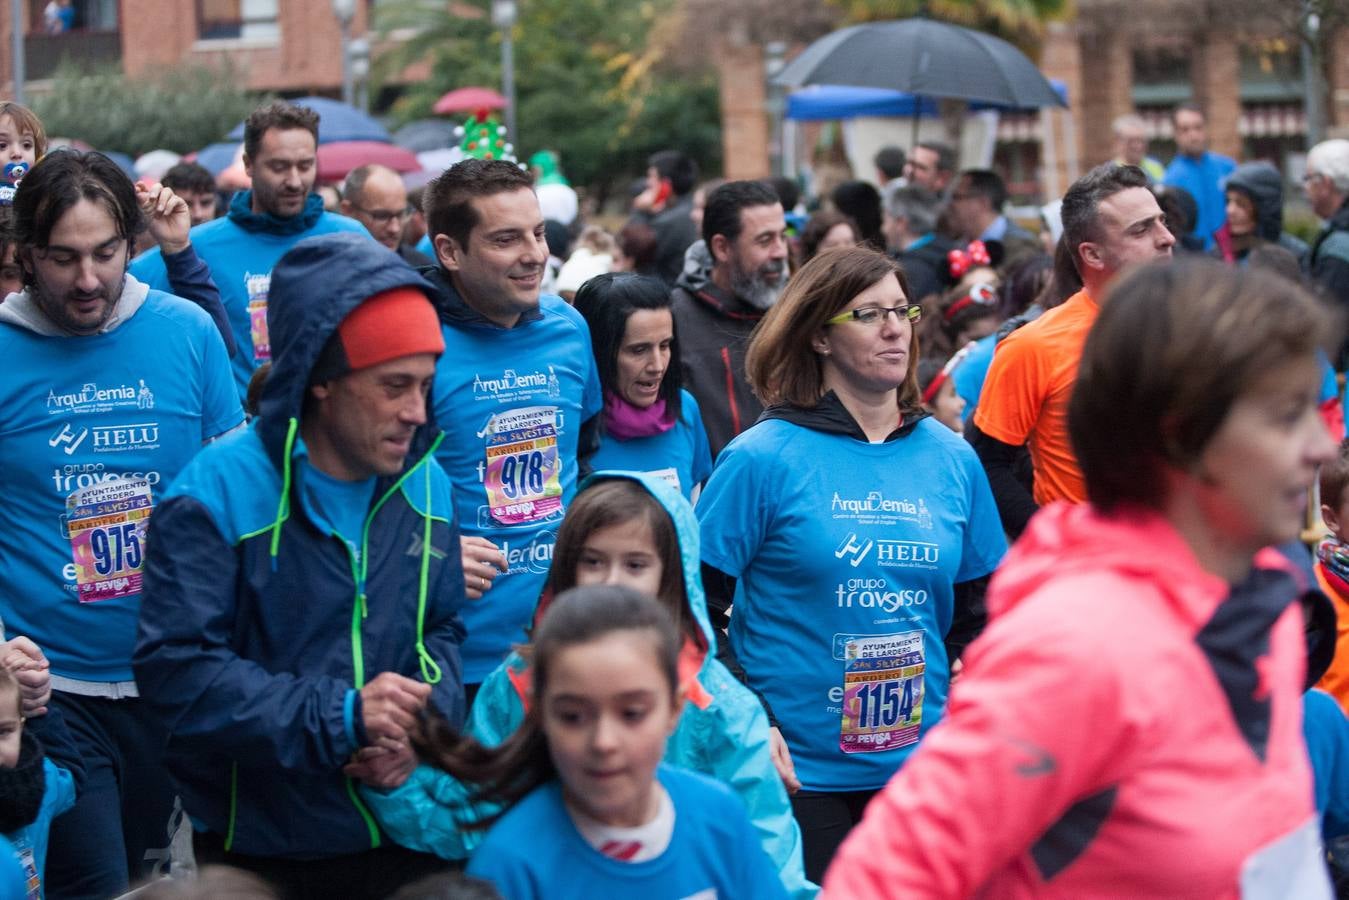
[696, 245, 1007, 883]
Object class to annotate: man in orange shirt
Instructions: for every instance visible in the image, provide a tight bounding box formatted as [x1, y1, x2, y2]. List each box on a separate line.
[972, 164, 1174, 536]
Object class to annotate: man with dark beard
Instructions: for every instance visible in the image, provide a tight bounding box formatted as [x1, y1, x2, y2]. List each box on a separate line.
[671, 179, 789, 457]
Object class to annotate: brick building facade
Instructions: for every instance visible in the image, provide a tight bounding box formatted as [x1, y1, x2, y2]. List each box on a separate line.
[0, 0, 375, 97]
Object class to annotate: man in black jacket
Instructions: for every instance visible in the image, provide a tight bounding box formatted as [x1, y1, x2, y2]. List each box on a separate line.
[670, 180, 789, 458]
[1306, 139, 1349, 367]
[629, 149, 699, 286]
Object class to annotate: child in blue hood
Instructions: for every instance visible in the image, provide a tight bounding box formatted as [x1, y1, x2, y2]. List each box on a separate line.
[0, 667, 75, 899]
[365, 472, 816, 898]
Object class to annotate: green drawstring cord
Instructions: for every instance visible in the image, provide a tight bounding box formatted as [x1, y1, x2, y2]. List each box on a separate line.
[271, 416, 443, 684]
[269, 418, 299, 570]
[415, 460, 443, 685]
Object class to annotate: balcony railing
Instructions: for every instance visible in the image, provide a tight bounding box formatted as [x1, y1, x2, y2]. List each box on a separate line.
[24, 29, 121, 80]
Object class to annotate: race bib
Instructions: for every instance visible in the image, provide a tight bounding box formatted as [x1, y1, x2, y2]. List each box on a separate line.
[17, 837, 37, 899]
[647, 467, 681, 493]
[245, 271, 271, 362]
[840, 632, 925, 754]
[483, 406, 563, 526]
[1239, 817, 1331, 899]
[66, 477, 152, 604]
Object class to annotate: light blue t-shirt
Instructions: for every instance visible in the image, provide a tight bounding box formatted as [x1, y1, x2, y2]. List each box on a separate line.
[432, 295, 602, 681]
[590, 391, 712, 500]
[0, 291, 242, 682]
[698, 415, 1005, 791]
[416, 233, 435, 260]
[294, 438, 377, 560]
[130, 210, 368, 400]
[1164, 151, 1236, 251]
[951, 332, 997, 425]
[467, 764, 788, 900]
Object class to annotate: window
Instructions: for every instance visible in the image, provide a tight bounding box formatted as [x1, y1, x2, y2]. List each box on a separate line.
[198, 0, 278, 41]
[29, 0, 117, 34]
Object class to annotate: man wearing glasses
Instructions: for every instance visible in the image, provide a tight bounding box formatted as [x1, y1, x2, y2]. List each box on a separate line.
[1305, 141, 1349, 363]
[342, 164, 433, 268]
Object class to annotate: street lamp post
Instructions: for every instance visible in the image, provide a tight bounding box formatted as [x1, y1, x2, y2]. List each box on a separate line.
[492, 0, 518, 144]
[11, 0, 24, 106]
[332, 0, 357, 107]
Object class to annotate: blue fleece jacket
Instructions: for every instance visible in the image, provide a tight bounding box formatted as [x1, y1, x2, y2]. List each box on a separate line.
[130, 192, 368, 399]
[362, 471, 817, 898]
[2, 733, 75, 900]
[133, 233, 467, 860]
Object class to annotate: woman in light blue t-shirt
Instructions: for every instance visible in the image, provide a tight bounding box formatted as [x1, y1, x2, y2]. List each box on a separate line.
[697, 246, 1006, 884]
[574, 273, 711, 500]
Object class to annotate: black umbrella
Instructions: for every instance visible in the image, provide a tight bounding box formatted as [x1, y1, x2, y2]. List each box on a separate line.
[774, 18, 1065, 110]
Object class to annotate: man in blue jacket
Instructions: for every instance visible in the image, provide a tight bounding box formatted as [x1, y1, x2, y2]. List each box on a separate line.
[131, 100, 368, 401]
[134, 233, 466, 899]
[1163, 103, 1236, 251]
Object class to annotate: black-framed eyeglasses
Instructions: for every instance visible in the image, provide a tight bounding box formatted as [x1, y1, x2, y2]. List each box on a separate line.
[352, 204, 413, 225]
[825, 304, 922, 327]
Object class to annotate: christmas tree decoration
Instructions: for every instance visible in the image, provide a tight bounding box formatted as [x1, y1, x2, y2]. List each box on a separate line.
[456, 108, 516, 163]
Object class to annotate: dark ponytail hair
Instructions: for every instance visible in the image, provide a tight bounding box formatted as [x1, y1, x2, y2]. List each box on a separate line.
[416, 585, 681, 829]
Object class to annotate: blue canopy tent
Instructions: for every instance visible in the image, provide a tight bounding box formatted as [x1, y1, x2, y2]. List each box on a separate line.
[785, 80, 1069, 121]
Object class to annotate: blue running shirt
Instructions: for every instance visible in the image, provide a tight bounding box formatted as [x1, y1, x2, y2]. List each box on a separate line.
[467, 765, 787, 900]
[589, 391, 712, 500]
[697, 416, 1006, 791]
[0, 292, 242, 681]
[130, 212, 368, 400]
[432, 296, 601, 681]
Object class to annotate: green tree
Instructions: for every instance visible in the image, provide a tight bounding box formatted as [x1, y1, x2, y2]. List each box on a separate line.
[373, 0, 721, 198]
[32, 62, 264, 157]
[827, 0, 1067, 53]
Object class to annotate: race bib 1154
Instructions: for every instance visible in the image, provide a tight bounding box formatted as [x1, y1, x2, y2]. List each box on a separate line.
[840, 631, 925, 754]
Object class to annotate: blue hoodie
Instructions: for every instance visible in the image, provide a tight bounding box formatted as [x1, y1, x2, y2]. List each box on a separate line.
[2, 732, 76, 900]
[362, 471, 817, 898]
[130, 191, 368, 400]
[133, 232, 467, 860]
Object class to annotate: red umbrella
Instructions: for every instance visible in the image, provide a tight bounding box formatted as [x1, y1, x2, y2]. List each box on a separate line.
[316, 141, 421, 184]
[434, 86, 507, 115]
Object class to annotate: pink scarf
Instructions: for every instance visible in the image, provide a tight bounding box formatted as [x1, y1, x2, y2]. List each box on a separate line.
[604, 391, 675, 441]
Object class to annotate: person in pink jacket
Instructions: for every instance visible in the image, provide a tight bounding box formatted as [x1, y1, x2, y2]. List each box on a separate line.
[822, 257, 1339, 899]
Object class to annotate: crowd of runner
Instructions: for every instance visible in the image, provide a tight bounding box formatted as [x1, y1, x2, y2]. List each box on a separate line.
[0, 92, 1348, 900]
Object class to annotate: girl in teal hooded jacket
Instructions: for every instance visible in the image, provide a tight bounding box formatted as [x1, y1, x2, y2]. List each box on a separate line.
[364, 471, 816, 898]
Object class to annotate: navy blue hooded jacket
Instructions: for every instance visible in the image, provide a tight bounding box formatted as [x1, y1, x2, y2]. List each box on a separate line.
[133, 232, 466, 860]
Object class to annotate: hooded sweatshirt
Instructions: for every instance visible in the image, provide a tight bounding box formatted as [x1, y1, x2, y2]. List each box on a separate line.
[0, 730, 75, 900]
[130, 191, 368, 400]
[0, 277, 240, 687]
[823, 502, 1329, 899]
[670, 239, 767, 460]
[133, 233, 467, 860]
[1212, 161, 1309, 264]
[363, 471, 817, 899]
[421, 266, 601, 683]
